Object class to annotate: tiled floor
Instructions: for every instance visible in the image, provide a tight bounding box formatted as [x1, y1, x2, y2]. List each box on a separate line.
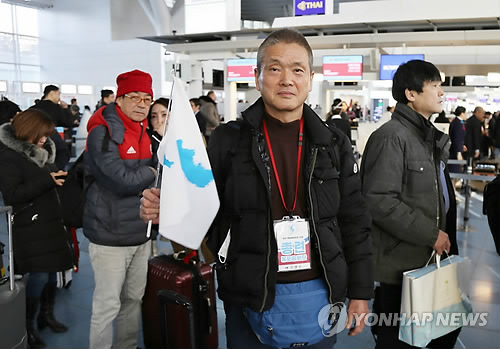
[1, 188, 499, 348]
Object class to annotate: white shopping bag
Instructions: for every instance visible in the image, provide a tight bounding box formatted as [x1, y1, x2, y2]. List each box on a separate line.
[399, 251, 473, 347]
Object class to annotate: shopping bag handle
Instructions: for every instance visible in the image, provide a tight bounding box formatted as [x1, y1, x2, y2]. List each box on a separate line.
[425, 250, 450, 268]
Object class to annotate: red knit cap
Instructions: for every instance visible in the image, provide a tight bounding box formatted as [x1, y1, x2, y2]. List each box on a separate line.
[116, 69, 153, 98]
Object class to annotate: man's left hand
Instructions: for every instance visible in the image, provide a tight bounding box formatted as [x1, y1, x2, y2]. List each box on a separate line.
[345, 299, 369, 336]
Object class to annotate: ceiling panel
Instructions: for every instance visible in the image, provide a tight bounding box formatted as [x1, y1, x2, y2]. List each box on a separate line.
[2, 0, 54, 9]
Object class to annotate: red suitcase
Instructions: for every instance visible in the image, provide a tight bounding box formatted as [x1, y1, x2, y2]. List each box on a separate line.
[142, 253, 218, 349]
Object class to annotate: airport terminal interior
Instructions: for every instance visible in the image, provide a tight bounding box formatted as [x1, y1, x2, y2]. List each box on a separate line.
[0, 0, 499, 348]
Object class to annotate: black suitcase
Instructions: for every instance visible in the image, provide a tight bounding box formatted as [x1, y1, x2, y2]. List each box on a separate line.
[0, 204, 27, 348]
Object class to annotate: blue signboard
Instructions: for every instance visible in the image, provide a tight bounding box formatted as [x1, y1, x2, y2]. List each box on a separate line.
[295, 0, 325, 16]
[379, 54, 425, 80]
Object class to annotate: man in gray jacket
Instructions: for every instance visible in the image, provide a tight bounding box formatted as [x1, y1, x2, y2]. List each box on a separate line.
[361, 60, 459, 348]
[84, 69, 156, 349]
[199, 92, 220, 143]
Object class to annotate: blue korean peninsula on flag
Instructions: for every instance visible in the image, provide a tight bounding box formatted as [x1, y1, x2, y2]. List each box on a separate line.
[157, 77, 220, 249]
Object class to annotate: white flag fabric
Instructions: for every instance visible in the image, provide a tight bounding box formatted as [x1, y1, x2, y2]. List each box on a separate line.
[156, 77, 220, 250]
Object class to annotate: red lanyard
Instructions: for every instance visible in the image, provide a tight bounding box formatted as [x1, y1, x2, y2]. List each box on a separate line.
[262, 117, 304, 215]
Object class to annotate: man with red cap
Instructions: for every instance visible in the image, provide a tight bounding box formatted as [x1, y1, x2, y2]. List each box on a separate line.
[84, 69, 157, 349]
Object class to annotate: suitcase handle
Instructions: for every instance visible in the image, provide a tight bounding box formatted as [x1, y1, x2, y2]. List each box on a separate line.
[0, 205, 14, 291]
[158, 289, 197, 349]
[172, 250, 199, 265]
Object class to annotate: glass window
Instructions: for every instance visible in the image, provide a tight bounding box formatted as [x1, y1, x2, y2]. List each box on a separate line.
[15, 6, 39, 37]
[18, 36, 40, 65]
[1, 3, 41, 103]
[61, 84, 77, 94]
[0, 81, 7, 92]
[0, 33, 15, 64]
[0, 3, 13, 33]
[19, 65, 41, 82]
[22, 82, 41, 93]
[78, 85, 93, 95]
[0, 63, 16, 82]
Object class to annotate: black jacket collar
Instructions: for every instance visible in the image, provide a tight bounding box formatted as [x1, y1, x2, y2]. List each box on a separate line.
[241, 98, 333, 145]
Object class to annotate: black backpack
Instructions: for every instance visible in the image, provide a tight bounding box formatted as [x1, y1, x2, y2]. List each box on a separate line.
[58, 130, 110, 228]
[57, 152, 94, 228]
[483, 175, 500, 256]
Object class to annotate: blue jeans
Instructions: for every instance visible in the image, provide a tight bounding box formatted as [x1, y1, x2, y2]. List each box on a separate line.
[26, 272, 57, 298]
[224, 303, 337, 349]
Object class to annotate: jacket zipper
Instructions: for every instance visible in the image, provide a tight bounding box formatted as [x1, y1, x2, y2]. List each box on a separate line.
[307, 148, 334, 304]
[257, 132, 273, 312]
[259, 208, 273, 312]
[431, 132, 441, 229]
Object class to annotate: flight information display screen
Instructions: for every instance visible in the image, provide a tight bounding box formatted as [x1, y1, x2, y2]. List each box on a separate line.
[379, 54, 425, 80]
[323, 55, 363, 81]
[227, 58, 257, 82]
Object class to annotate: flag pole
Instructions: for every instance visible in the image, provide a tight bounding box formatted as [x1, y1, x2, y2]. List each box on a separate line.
[146, 69, 177, 238]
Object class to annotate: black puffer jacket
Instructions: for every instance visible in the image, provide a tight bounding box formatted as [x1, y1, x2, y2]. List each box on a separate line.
[0, 124, 73, 273]
[207, 98, 373, 312]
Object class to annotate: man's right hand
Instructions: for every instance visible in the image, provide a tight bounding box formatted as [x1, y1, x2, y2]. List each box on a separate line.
[433, 230, 451, 255]
[140, 188, 161, 224]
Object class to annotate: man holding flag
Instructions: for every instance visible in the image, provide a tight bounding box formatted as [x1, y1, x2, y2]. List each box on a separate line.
[141, 28, 373, 347]
[85, 69, 156, 349]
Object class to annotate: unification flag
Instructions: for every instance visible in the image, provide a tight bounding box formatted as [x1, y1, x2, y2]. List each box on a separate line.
[156, 77, 220, 250]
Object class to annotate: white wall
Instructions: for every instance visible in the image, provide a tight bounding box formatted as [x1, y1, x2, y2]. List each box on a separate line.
[110, 0, 156, 39]
[38, 0, 162, 99]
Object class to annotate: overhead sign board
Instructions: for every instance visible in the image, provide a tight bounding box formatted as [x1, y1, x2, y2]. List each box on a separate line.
[323, 56, 363, 81]
[379, 54, 425, 80]
[227, 58, 257, 82]
[295, 0, 325, 16]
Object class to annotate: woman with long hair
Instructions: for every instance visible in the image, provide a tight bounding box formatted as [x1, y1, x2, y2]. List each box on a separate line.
[146, 97, 169, 161]
[0, 109, 74, 348]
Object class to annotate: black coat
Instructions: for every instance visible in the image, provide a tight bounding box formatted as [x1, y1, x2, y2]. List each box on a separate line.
[146, 128, 162, 165]
[31, 100, 74, 128]
[493, 117, 500, 148]
[465, 115, 482, 157]
[195, 111, 207, 135]
[207, 98, 373, 312]
[326, 116, 352, 143]
[0, 124, 73, 274]
[449, 117, 466, 156]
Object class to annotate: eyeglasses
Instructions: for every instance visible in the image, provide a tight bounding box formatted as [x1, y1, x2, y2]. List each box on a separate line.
[124, 94, 153, 105]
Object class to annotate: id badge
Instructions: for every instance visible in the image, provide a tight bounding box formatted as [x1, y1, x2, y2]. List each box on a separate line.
[273, 216, 311, 272]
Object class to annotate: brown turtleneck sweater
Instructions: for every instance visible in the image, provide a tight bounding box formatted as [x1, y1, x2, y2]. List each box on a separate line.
[263, 113, 322, 283]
